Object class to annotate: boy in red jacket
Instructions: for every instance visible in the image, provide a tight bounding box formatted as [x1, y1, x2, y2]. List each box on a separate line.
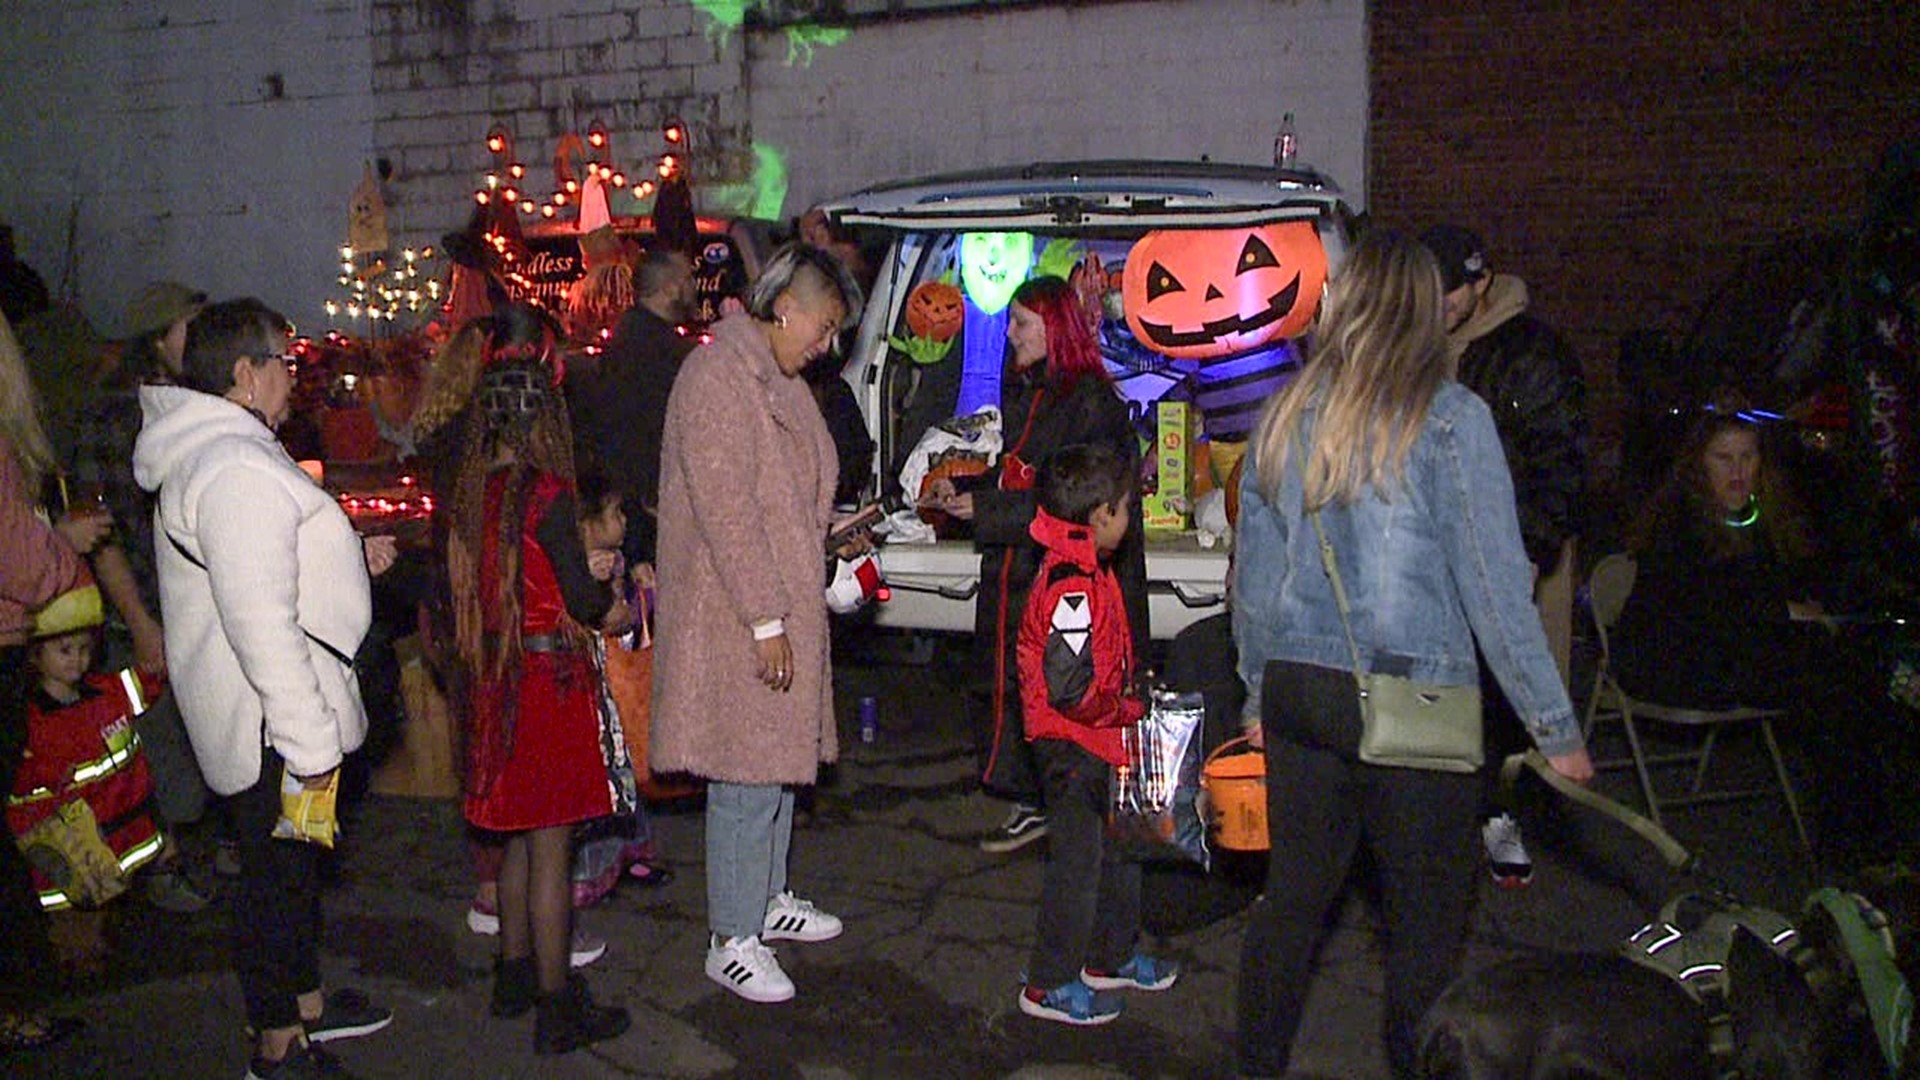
[1015, 444, 1179, 1026]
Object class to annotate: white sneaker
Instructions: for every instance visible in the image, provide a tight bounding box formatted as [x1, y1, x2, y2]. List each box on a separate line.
[761, 891, 843, 943]
[1482, 812, 1534, 888]
[468, 902, 605, 967]
[570, 927, 608, 968]
[706, 934, 795, 1003]
[466, 901, 500, 935]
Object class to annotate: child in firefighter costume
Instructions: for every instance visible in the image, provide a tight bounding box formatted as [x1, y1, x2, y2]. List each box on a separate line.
[6, 584, 166, 911]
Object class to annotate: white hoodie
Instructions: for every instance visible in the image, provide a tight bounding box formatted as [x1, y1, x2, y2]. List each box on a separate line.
[133, 385, 372, 795]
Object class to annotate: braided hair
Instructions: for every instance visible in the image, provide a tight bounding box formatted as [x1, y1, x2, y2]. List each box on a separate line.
[444, 304, 577, 763]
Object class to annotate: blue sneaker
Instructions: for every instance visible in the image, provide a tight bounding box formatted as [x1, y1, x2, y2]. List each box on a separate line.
[1081, 954, 1180, 992]
[1018, 979, 1123, 1025]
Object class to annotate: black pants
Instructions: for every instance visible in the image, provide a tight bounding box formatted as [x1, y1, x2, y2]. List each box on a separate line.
[0, 645, 53, 1008]
[1026, 739, 1140, 988]
[1238, 716, 1481, 1079]
[1477, 661, 1534, 818]
[227, 747, 323, 1032]
[977, 684, 1042, 804]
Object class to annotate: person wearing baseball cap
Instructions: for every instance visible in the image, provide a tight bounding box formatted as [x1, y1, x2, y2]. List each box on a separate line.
[1419, 224, 1584, 893]
[120, 281, 207, 384]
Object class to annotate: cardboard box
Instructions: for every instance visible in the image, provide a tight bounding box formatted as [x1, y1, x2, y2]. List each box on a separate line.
[1143, 400, 1196, 533]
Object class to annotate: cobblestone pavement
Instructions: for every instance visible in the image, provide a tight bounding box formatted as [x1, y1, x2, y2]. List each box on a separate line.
[13, 639, 1826, 1079]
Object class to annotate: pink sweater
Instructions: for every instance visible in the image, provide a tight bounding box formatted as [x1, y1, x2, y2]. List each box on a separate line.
[0, 435, 85, 645]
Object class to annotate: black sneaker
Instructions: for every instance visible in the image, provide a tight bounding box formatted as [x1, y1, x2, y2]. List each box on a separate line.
[246, 1043, 355, 1079]
[979, 803, 1048, 853]
[303, 988, 393, 1043]
[1482, 813, 1534, 889]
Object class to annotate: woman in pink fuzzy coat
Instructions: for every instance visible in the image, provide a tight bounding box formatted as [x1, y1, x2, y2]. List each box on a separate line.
[651, 244, 863, 1005]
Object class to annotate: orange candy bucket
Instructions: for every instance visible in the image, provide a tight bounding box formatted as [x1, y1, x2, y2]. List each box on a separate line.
[1202, 735, 1268, 851]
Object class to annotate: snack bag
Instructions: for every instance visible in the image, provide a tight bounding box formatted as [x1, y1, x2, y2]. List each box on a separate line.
[274, 767, 341, 848]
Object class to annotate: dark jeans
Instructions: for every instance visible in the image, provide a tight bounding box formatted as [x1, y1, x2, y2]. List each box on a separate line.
[0, 645, 53, 1007]
[227, 747, 323, 1032]
[1238, 736, 1480, 1079]
[133, 689, 209, 827]
[1027, 738, 1140, 989]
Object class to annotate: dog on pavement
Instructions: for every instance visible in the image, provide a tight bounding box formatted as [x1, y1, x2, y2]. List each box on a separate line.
[1416, 888, 1913, 1080]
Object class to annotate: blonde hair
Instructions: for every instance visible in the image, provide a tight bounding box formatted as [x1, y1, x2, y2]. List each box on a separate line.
[0, 309, 57, 495]
[1251, 229, 1452, 509]
[409, 320, 489, 440]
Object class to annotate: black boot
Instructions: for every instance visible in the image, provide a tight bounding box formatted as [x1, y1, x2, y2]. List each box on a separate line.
[534, 974, 629, 1054]
[490, 955, 537, 1019]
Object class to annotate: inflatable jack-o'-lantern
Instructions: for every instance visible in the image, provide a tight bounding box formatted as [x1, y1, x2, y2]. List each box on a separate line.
[1122, 223, 1328, 360]
[905, 280, 964, 341]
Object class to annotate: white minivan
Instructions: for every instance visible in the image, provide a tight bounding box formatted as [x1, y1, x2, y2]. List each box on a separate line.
[821, 161, 1355, 639]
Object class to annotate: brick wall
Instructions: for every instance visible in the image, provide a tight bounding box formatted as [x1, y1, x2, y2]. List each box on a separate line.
[1370, 1, 1920, 398]
[369, 0, 746, 257]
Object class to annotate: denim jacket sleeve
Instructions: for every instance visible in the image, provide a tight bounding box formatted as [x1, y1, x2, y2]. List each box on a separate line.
[1434, 396, 1584, 757]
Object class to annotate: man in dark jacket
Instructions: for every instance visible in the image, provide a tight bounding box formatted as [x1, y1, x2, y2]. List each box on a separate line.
[1421, 224, 1585, 889]
[570, 251, 698, 567]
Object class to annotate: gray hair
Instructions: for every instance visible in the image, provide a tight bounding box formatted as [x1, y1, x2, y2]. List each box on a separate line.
[180, 298, 291, 396]
[744, 242, 864, 332]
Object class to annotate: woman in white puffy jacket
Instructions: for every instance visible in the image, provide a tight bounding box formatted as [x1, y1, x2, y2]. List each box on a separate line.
[134, 299, 395, 1080]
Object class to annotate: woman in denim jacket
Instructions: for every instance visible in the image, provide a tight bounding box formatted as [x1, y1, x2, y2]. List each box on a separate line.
[1231, 230, 1592, 1080]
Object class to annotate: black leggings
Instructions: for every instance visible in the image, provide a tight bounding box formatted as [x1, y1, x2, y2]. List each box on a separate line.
[227, 747, 324, 1032]
[1237, 662, 1482, 1080]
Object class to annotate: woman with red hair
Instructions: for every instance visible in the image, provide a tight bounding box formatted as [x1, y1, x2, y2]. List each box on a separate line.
[925, 275, 1146, 852]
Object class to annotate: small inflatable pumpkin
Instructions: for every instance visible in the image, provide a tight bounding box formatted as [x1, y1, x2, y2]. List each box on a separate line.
[1122, 223, 1328, 360]
[905, 280, 965, 342]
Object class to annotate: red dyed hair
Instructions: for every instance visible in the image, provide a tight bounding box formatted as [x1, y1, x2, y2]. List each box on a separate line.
[1012, 276, 1109, 389]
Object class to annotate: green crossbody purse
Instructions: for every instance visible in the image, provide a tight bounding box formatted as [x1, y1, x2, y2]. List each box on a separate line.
[1310, 511, 1484, 774]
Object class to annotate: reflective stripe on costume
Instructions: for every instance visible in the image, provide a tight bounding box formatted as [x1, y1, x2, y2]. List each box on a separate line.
[69, 729, 143, 785]
[117, 667, 149, 715]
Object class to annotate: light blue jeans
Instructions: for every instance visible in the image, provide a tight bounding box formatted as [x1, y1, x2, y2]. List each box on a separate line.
[706, 782, 793, 941]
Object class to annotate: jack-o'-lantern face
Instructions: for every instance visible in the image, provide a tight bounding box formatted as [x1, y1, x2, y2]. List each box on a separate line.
[905, 280, 964, 342]
[1122, 223, 1328, 360]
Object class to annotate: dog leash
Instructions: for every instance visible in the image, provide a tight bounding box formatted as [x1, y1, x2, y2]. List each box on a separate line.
[1499, 750, 1695, 871]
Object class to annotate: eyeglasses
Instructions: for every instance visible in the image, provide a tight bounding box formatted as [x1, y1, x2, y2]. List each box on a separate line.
[259, 352, 299, 377]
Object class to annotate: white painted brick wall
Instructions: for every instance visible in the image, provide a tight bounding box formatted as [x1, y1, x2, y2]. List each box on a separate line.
[0, 0, 1366, 336]
[0, 0, 377, 335]
[748, 0, 1369, 214]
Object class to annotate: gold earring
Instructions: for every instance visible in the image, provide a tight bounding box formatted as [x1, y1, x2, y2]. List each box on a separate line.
[776, 315, 789, 328]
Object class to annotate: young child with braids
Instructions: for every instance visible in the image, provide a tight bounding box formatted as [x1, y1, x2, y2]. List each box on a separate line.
[444, 304, 633, 1054]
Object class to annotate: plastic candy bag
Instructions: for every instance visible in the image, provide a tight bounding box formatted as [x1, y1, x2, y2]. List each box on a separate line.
[1108, 689, 1209, 869]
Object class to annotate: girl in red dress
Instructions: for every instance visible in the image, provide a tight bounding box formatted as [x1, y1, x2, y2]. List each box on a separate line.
[445, 305, 633, 1054]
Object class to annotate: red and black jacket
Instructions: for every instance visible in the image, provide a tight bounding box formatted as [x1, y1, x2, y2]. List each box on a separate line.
[1016, 508, 1144, 766]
